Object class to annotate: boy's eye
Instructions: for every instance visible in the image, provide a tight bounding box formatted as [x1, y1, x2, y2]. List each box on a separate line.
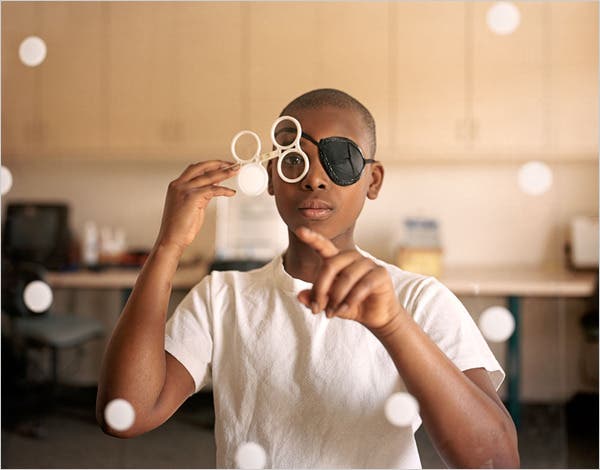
[280, 152, 306, 180]
[282, 153, 303, 166]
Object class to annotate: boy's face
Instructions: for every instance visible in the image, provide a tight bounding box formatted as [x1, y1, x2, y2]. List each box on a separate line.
[267, 105, 383, 242]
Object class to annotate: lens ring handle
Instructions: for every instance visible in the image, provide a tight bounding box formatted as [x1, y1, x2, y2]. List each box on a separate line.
[270, 115, 302, 151]
[231, 130, 261, 163]
[277, 148, 310, 183]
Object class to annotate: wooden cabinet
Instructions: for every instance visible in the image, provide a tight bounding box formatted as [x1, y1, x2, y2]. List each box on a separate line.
[176, 3, 244, 159]
[548, 1, 598, 157]
[313, 2, 391, 156]
[106, 3, 178, 159]
[243, 2, 319, 146]
[393, 1, 546, 161]
[470, 2, 545, 157]
[2, 2, 38, 160]
[1, 2, 105, 161]
[393, 2, 467, 158]
[3, 2, 244, 162]
[37, 2, 105, 158]
[391, 1, 597, 162]
[244, 2, 390, 157]
[2, 2, 597, 163]
[107, 2, 243, 160]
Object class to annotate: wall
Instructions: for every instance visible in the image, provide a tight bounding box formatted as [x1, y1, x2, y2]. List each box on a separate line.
[3, 158, 597, 401]
[4, 158, 597, 267]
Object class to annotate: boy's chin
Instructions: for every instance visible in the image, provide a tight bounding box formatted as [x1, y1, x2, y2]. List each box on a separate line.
[288, 220, 338, 240]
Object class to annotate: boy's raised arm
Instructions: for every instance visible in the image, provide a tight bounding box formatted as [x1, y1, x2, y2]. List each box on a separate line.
[294, 226, 519, 468]
[95, 161, 239, 438]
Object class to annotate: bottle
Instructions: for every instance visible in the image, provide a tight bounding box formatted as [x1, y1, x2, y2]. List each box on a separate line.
[82, 221, 99, 268]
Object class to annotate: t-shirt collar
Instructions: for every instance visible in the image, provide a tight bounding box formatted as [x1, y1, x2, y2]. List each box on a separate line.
[272, 246, 373, 295]
[272, 253, 313, 295]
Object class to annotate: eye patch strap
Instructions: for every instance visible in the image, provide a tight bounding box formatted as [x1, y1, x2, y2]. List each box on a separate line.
[300, 132, 320, 147]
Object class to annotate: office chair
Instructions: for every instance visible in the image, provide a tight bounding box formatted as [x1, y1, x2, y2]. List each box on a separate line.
[2, 258, 106, 437]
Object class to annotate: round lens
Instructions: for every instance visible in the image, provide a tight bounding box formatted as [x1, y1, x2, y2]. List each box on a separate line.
[273, 117, 300, 149]
[237, 163, 268, 196]
[277, 149, 309, 183]
[232, 130, 260, 162]
[280, 152, 306, 180]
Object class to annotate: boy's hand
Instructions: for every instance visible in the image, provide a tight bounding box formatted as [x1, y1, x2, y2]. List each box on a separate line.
[295, 226, 403, 330]
[155, 160, 239, 253]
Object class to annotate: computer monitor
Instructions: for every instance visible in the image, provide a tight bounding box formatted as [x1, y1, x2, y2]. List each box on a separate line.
[2, 202, 71, 270]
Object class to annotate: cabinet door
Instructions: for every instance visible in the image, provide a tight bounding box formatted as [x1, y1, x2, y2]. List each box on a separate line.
[244, 2, 319, 146]
[176, 2, 244, 160]
[107, 2, 180, 159]
[36, 2, 105, 159]
[1, 2, 38, 162]
[470, 2, 545, 157]
[3, 2, 105, 161]
[393, 2, 467, 159]
[312, 2, 391, 158]
[549, 1, 598, 158]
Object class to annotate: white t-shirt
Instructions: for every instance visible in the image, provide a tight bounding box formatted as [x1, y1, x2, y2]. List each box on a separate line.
[165, 250, 504, 469]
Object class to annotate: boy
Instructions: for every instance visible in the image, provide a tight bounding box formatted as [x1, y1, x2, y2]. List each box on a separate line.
[96, 89, 519, 468]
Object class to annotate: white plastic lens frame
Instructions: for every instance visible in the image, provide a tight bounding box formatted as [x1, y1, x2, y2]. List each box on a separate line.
[230, 116, 310, 185]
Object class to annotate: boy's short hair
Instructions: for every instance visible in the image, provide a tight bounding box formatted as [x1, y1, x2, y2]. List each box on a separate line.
[280, 88, 377, 158]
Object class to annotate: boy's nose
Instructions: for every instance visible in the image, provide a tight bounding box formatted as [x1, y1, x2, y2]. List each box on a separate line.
[301, 155, 329, 190]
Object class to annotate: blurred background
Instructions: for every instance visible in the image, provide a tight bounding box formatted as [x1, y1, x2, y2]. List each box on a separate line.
[1, 1, 598, 468]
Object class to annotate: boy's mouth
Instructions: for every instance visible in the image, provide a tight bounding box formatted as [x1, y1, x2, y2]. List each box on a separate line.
[298, 199, 333, 220]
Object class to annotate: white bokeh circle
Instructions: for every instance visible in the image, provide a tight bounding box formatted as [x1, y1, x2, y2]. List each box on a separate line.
[486, 2, 521, 35]
[23, 280, 53, 313]
[384, 392, 419, 428]
[104, 398, 136, 432]
[237, 163, 268, 196]
[1, 166, 13, 195]
[19, 36, 47, 67]
[478, 306, 516, 342]
[235, 441, 267, 470]
[518, 161, 553, 195]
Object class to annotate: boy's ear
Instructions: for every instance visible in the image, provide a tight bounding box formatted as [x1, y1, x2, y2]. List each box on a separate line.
[367, 162, 384, 200]
[267, 160, 275, 195]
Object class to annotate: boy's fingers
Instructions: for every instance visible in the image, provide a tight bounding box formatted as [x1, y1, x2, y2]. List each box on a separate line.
[311, 251, 360, 313]
[180, 160, 238, 182]
[295, 226, 339, 259]
[184, 165, 240, 189]
[179, 160, 224, 181]
[189, 185, 236, 201]
[207, 185, 237, 198]
[325, 258, 376, 314]
[338, 268, 387, 315]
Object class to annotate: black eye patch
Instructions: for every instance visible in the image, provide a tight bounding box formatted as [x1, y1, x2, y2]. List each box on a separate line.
[302, 133, 375, 186]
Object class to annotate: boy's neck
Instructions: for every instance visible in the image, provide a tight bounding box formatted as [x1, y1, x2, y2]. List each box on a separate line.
[282, 229, 356, 283]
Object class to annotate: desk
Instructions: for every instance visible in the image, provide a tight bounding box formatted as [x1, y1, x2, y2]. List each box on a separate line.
[440, 266, 596, 298]
[47, 263, 209, 290]
[440, 266, 597, 427]
[47, 263, 209, 306]
[47, 263, 596, 427]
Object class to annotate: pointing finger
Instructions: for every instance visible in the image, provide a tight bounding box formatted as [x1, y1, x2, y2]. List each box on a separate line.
[295, 226, 339, 259]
